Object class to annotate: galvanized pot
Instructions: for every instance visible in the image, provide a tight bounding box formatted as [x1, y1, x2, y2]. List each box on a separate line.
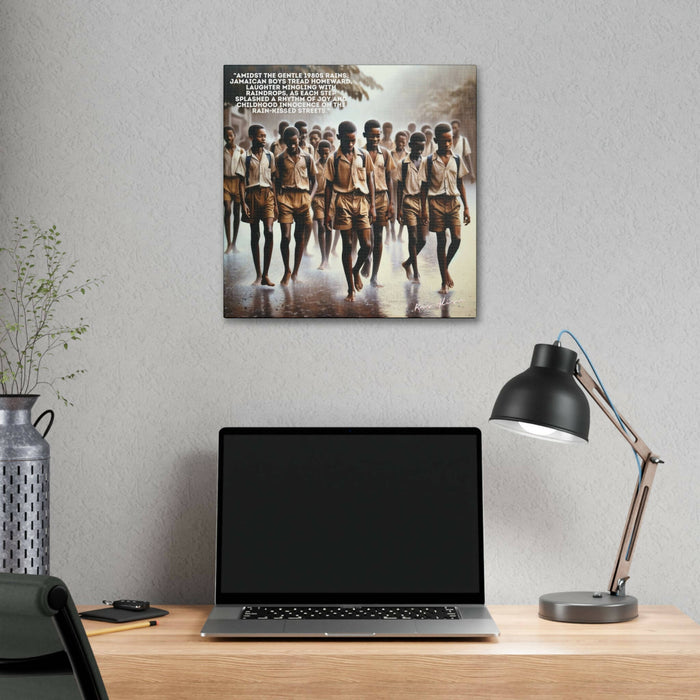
[0, 395, 54, 574]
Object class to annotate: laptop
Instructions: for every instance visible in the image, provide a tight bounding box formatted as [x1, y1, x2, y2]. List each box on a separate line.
[200, 427, 499, 638]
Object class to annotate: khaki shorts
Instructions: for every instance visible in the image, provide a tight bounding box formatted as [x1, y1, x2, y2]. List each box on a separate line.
[313, 194, 336, 223]
[428, 195, 460, 231]
[373, 190, 389, 226]
[244, 187, 275, 222]
[278, 190, 312, 224]
[401, 194, 421, 227]
[333, 192, 370, 231]
[224, 176, 241, 204]
[312, 194, 326, 220]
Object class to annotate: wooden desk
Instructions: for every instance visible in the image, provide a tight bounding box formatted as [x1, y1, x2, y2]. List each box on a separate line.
[80, 605, 700, 698]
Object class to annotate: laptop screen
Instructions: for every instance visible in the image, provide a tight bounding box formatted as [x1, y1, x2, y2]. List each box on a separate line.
[216, 428, 485, 605]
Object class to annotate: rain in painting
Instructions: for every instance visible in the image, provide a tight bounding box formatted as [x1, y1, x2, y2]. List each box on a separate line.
[223, 65, 476, 318]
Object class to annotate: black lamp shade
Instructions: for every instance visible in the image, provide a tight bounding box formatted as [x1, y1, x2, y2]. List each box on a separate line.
[490, 344, 590, 443]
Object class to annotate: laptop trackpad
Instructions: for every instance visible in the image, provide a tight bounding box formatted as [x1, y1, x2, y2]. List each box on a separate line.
[284, 620, 417, 636]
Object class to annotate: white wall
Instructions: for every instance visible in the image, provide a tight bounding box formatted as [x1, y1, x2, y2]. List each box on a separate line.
[2, 1, 699, 621]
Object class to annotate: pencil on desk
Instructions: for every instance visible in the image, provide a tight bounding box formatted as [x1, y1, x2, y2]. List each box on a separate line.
[87, 620, 158, 637]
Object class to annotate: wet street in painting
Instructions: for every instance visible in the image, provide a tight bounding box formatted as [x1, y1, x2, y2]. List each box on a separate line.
[224, 190, 476, 319]
[224, 232, 475, 318]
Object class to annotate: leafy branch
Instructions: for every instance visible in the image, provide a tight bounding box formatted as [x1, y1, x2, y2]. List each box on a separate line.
[0, 218, 102, 405]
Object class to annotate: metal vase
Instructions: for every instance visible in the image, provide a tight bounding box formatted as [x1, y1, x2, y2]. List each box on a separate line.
[0, 395, 54, 574]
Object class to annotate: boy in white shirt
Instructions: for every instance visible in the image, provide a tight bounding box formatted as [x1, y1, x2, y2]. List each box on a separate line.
[420, 123, 471, 295]
[223, 126, 245, 254]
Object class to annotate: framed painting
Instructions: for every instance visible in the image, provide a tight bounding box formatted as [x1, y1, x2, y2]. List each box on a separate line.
[223, 65, 476, 318]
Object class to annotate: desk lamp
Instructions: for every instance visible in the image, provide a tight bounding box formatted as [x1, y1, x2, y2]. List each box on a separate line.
[489, 333, 663, 623]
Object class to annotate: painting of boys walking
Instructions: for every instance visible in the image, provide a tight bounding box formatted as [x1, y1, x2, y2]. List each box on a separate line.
[223, 65, 477, 318]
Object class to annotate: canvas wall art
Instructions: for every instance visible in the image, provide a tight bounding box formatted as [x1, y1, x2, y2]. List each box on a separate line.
[223, 65, 477, 318]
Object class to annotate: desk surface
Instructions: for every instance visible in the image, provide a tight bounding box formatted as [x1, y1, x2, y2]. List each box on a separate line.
[81, 605, 700, 699]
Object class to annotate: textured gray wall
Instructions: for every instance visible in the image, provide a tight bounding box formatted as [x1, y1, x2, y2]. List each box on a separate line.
[1, 1, 699, 622]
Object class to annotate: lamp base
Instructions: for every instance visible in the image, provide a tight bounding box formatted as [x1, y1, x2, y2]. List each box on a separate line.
[539, 591, 638, 623]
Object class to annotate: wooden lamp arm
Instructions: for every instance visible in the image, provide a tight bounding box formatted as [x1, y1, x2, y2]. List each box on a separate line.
[575, 365, 664, 595]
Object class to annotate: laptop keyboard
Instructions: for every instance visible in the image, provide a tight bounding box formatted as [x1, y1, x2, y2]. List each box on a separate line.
[241, 606, 459, 620]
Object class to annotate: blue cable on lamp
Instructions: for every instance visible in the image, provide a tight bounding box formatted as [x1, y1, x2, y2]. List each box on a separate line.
[556, 330, 643, 487]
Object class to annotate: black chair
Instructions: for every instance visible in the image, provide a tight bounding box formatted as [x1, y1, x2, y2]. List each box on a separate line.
[0, 572, 108, 699]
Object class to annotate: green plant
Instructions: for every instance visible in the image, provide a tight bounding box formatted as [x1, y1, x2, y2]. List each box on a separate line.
[0, 218, 102, 404]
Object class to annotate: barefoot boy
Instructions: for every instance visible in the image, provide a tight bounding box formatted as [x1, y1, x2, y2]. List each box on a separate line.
[419, 123, 470, 294]
[363, 119, 395, 287]
[304, 128, 323, 254]
[223, 126, 245, 254]
[274, 126, 317, 285]
[389, 130, 409, 243]
[312, 139, 332, 270]
[397, 131, 428, 283]
[242, 124, 278, 286]
[324, 121, 375, 302]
